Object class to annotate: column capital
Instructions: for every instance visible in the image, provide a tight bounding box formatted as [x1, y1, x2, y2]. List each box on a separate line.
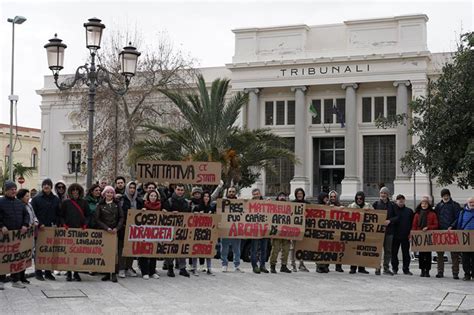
[393, 80, 411, 87]
[290, 86, 307, 93]
[243, 88, 261, 94]
[341, 83, 358, 90]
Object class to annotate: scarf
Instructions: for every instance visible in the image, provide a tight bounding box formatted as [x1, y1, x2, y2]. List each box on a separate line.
[418, 209, 429, 228]
[145, 200, 161, 211]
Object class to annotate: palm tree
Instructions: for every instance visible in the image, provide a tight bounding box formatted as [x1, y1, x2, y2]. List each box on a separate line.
[131, 74, 297, 189]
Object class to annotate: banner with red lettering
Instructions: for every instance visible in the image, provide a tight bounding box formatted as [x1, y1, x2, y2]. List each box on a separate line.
[410, 230, 474, 252]
[295, 205, 386, 268]
[0, 227, 34, 275]
[216, 199, 305, 240]
[135, 160, 222, 185]
[35, 227, 117, 273]
[123, 209, 220, 258]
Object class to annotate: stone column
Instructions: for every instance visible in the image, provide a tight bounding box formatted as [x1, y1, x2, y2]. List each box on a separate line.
[394, 80, 411, 180]
[244, 88, 260, 130]
[340, 83, 361, 200]
[290, 86, 310, 197]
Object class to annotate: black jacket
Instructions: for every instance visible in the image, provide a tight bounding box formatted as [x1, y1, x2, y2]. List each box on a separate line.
[373, 199, 399, 235]
[393, 205, 413, 239]
[60, 198, 89, 228]
[163, 193, 190, 212]
[435, 199, 462, 230]
[31, 191, 60, 226]
[193, 201, 216, 214]
[0, 196, 29, 230]
[95, 200, 124, 231]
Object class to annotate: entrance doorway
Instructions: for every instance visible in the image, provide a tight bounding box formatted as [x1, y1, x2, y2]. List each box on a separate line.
[320, 168, 344, 193]
[363, 135, 396, 196]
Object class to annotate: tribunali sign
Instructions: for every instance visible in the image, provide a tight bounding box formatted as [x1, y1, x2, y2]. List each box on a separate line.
[279, 64, 370, 77]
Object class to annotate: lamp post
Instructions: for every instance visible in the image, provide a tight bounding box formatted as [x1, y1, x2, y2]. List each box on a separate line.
[67, 152, 87, 183]
[44, 17, 140, 188]
[7, 15, 27, 181]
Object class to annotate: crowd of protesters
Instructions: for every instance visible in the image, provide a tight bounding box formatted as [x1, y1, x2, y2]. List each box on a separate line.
[0, 176, 473, 290]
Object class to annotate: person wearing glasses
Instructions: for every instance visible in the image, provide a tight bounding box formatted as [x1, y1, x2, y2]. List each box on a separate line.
[54, 181, 68, 203]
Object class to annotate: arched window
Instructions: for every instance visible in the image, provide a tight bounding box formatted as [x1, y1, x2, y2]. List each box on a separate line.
[31, 147, 38, 168]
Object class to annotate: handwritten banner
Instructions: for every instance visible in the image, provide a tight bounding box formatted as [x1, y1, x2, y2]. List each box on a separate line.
[123, 209, 220, 258]
[295, 206, 386, 268]
[35, 227, 117, 273]
[0, 227, 34, 275]
[410, 230, 474, 252]
[135, 160, 222, 185]
[216, 199, 305, 240]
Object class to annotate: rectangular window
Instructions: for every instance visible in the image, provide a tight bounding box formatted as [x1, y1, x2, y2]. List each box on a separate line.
[362, 97, 372, 122]
[374, 96, 384, 119]
[69, 144, 82, 173]
[320, 151, 334, 165]
[265, 101, 273, 125]
[265, 138, 295, 196]
[335, 150, 345, 165]
[276, 101, 285, 125]
[311, 100, 321, 124]
[387, 96, 397, 119]
[319, 137, 345, 166]
[287, 101, 295, 125]
[335, 98, 345, 124]
[323, 99, 333, 124]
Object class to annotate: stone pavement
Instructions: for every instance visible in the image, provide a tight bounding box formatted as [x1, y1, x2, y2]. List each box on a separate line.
[1, 261, 473, 314]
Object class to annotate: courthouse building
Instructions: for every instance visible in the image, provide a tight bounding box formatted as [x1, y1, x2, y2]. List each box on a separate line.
[37, 14, 470, 202]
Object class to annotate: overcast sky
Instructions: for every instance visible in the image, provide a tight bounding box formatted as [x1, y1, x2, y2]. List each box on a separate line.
[1, 0, 472, 128]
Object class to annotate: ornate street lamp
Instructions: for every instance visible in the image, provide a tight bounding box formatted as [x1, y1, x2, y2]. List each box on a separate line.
[45, 18, 140, 188]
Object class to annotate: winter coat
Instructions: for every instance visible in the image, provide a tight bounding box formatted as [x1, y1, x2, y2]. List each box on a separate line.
[434, 199, 462, 230]
[194, 201, 216, 214]
[54, 180, 68, 203]
[60, 198, 89, 228]
[163, 193, 191, 212]
[122, 182, 144, 218]
[393, 205, 413, 239]
[373, 199, 399, 235]
[86, 194, 100, 215]
[347, 202, 373, 209]
[412, 209, 438, 231]
[25, 203, 38, 225]
[95, 200, 124, 232]
[0, 196, 29, 230]
[454, 205, 474, 230]
[31, 191, 60, 227]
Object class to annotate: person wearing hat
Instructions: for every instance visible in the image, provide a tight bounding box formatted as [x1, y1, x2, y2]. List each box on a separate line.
[0, 181, 30, 289]
[391, 194, 414, 275]
[373, 187, 398, 276]
[269, 192, 292, 274]
[434, 188, 462, 279]
[31, 178, 61, 281]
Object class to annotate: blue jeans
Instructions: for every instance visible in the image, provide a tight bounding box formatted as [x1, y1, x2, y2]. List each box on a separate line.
[192, 258, 212, 270]
[220, 238, 241, 267]
[251, 239, 268, 268]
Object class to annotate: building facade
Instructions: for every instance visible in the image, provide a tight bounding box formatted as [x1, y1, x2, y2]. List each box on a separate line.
[37, 14, 470, 202]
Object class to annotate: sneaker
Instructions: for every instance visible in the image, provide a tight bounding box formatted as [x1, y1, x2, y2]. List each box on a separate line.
[260, 266, 269, 274]
[35, 274, 45, 281]
[335, 266, 344, 273]
[143, 275, 150, 280]
[316, 267, 324, 273]
[358, 268, 369, 274]
[234, 267, 244, 273]
[253, 266, 261, 274]
[222, 266, 228, 273]
[299, 264, 309, 272]
[12, 282, 26, 289]
[291, 265, 298, 273]
[111, 273, 118, 283]
[375, 269, 381, 276]
[179, 269, 190, 278]
[190, 269, 199, 277]
[200, 267, 207, 273]
[20, 278, 30, 284]
[66, 272, 73, 282]
[207, 270, 215, 276]
[126, 269, 138, 277]
[118, 270, 126, 278]
[44, 273, 56, 281]
[349, 269, 356, 274]
[383, 270, 394, 276]
[403, 271, 413, 276]
[280, 265, 292, 273]
[167, 269, 175, 277]
[436, 272, 444, 278]
[462, 275, 471, 281]
[453, 273, 459, 280]
[152, 273, 160, 279]
[101, 274, 111, 281]
[73, 273, 82, 282]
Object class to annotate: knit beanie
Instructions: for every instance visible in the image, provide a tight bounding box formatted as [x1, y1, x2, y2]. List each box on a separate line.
[380, 186, 390, 195]
[191, 186, 203, 196]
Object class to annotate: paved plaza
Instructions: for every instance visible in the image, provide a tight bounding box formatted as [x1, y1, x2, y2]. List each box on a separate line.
[1, 261, 473, 314]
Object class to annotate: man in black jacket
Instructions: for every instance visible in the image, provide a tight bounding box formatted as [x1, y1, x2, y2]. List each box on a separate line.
[0, 181, 29, 289]
[289, 188, 310, 272]
[373, 187, 399, 276]
[163, 183, 190, 277]
[391, 194, 414, 275]
[31, 178, 60, 281]
[434, 188, 462, 279]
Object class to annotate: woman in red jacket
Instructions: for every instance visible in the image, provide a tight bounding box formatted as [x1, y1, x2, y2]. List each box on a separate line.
[412, 197, 439, 277]
[139, 190, 161, 280]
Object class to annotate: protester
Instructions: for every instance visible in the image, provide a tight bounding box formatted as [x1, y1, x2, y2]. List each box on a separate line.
[269, 192, 292, 274]
[139, 190, 161, 280]
[249, 188, 269, 274]
[60, 183, 89, 281]
[327, 190, 344, 272]
[163, 183, 191, 277]
[391, 194, 414, 275]
[143, 182, 157, 198]
[30, 188, 38, 199]
[119, 181, 143, 278]
[348, 191, 373, 274]
[114, 176, 126, 198]
[190, 191, 216, 276]
[54, 180, 67, 203]
[95, 186, 124, 283]
[99, 178, 108, 191]
[17, 189, 39, 229]
[0, 181, 30, 289]
[452, 197, 474, 281]
[373, 187, 398, 276]
[434, 188, 462, 279]
[85, 184, 101, 228]
[412, 196, 439, 277]
[316, 191, 330, 273]
[31, 178, 60, 281]
[190, 186, 203, 211]
[220, 186, 243, 273]
[289, 188, 310, 272]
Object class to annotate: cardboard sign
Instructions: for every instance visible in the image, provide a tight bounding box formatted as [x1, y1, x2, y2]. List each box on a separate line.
[410, 230, 474, 252]
[216, 199, 305, 240]
[0, 227, 34, 275]
[35, 227, 117, 273]
[135, 160, 222, 185]
[123, 209, 220, 258]
[295, 205, 386, 268]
